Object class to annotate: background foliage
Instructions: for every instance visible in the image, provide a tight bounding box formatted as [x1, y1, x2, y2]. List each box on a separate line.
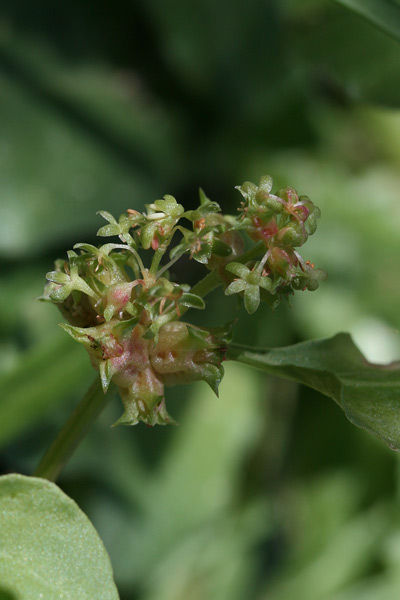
[1, 0, 400, 598]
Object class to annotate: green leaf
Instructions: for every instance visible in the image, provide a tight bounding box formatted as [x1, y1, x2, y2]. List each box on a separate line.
[0, 474, 119, 599]
[334, 0, 400, 43]
[227, 333, 400, 450]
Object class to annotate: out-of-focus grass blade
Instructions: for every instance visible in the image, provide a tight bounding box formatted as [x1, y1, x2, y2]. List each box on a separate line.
[334, 0, 400, 43]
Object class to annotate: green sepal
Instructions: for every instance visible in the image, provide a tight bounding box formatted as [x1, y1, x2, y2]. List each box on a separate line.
[104, 304, 117, 322]
[59, 323, 101, 348]
[225, 262, 251, 279]
[201, 364, 225, 397]
[211, 239, 232, 257]
[258, 275, 273, 291]
[46, 271, 69, 285]
[140, 221, 158, 250]
[96, 211, 119, 237]
[305, 205, 321, 235]
[244, 284, 260, 314]
[73, 243, 99, 254]
[49, 284, 73, 303]
[96, 211, 138, 245]
[184, 189, 221, 222]
[114, 386, 177, 427]
[225, 280, 247, 295]
[97, 224, 121, 237]
[47, 265, 99, 303]
[111, 316, 140, 338]
[98, 360, 114, 393]
[191, 243, 213, 264]
[186, 324, 210, 342]
[179, 293, 205, 310]
[235, 181, 258, 204]
[152, 195, 184, 219]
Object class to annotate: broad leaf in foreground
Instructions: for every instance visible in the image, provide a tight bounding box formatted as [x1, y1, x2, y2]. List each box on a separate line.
[227, 333, 400, 450]
[0, 474, 119, 600]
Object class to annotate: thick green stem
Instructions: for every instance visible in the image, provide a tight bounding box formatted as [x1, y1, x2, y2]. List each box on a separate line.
[34, 378, 112, 482]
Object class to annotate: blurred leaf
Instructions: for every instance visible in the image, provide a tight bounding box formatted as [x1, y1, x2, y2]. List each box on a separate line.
[265, 492, 389, 600]
[0, 589, 15, 600]
[0, 474, 119, 599]
[0, 332, 92, 449]
[228, 333, 400, 450]
[0, 37, 175, 258]
[334, 0, 400, 43]
[291, 5, 400, 107]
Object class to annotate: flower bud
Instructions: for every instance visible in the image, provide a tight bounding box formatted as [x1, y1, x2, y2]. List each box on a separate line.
[250, 216, 279, 244]
[268, 247, 297, 278]
[277, 224, 307, 247]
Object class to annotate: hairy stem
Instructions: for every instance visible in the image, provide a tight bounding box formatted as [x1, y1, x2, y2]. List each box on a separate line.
[34, 378, 112, 482]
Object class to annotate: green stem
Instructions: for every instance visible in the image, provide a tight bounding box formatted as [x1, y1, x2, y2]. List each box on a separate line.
[228, 341, 270, 352]
[179, 241, 266, 317]
[226, 344, 270, 369]
[33, 378, 112, 482]
[156, 250, 185, 278]
[150, 247, 166, 275]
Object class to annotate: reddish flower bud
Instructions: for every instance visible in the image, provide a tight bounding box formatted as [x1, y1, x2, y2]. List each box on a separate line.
[268, 247, 298, 278]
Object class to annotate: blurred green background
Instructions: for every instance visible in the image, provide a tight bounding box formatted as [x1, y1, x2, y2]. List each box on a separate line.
[1, 0, 400, 598]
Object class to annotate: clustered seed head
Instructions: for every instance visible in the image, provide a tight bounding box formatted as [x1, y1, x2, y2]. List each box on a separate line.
[41, 176, 325, 425]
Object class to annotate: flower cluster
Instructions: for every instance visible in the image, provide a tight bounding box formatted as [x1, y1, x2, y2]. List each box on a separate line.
[42, 176, 325, 425]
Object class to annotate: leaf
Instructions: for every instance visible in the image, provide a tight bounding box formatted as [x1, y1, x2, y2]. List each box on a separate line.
[0, 474, 119, 599]
[293, 3, 400, 107]
[227, 333, 400, 450]
[334, 0, 400, 43]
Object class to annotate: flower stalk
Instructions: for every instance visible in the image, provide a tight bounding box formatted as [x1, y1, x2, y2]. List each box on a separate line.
[34, 378, 111, 482]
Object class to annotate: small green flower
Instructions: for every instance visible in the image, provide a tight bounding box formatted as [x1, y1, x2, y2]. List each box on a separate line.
[183, 188, 221, 222]
[96, 211, 139, 246]
[141, 195, 184, 250]
[224, 262, 273, 314]
[46, 251, 100, 303]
